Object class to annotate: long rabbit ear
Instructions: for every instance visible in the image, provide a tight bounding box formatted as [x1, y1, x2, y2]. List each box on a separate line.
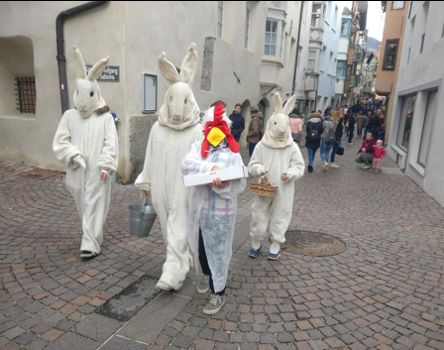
[73, 45, 87, 78]
[179, 42, 198, 84]
[87, 56, 110, 81]
[272, 92, 283, 114]
[158, 52, 180, 84]
[282, 95, 297, 115]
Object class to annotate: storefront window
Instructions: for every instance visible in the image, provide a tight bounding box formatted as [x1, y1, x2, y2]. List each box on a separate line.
[418, 90, 437, 167]
[397, 95, 416, 150]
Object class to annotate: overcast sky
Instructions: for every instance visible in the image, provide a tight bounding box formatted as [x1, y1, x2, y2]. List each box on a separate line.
[341, 1, 385, 41]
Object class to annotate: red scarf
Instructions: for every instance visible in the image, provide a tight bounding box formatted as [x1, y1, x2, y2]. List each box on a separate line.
[201, 102, 239, 158]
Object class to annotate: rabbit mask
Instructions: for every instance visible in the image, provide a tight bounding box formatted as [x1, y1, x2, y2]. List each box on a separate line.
[157, 43, 200, 130]
[73, 46, 109, 118]
[261, 93, 296, 149]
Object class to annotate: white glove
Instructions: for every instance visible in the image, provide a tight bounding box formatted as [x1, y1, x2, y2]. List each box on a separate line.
[73, 154, 86, 170]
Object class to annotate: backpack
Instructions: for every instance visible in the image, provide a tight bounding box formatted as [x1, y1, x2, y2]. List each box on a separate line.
[324, 120, 336, 141]
[306, 122, 321, 141]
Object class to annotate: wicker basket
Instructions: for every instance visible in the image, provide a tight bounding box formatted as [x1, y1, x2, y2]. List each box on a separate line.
[249, 180, 277, 197]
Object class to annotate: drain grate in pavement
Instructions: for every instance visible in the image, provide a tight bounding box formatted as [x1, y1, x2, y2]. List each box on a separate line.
[96, 275, 161, 322]
[285, 230, 347, 257]
[18, 168, 63, 179]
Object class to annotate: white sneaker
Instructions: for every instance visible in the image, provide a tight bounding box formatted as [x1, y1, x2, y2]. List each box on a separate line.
[203, 294, 225, 315]
[196, 276, 209, 294]
[330, 163, 340, 168]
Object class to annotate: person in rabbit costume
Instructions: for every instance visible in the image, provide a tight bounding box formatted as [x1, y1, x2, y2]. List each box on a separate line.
[182, 102, 246, 314]
[135, 43, 202, 291]
[248, 93, 305, 260]
[53, 47, 118, 259]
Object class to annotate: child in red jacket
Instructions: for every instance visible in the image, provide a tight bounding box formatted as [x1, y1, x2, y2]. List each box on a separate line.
[372, 139, 385, 173]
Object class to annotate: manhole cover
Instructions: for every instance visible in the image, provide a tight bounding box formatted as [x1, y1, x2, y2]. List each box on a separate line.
[96, 275, 161, 321]
[18, 168, 63, 179]
[285, 230, 347, 256]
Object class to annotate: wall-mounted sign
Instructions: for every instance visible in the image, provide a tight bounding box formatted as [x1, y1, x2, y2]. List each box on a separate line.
[86, 65, 120, 82]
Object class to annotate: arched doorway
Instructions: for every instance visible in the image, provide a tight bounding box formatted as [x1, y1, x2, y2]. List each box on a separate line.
[258, 98, 269, 130]
[239, 99, 251, 149]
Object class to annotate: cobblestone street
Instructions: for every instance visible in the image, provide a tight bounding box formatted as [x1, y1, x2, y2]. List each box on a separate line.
[1, 144, 443, 349]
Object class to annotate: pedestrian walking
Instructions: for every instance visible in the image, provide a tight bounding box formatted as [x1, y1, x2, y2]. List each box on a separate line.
[229, 103, 245, 142]
[248, 94, 305, 261]
[182, 102, 245, 315]
[246, 106, 263, 157]
[52, 47, 118, 259]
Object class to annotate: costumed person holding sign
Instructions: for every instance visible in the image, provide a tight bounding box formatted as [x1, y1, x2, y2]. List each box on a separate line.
[248, 93, 305, 261]
[135, 43, 202, 291]
[53, 47, 118, 259]
[182, 102, 246, 315]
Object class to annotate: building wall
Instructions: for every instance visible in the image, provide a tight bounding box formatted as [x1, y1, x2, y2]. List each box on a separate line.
[375, 1, 409, 142]
[294, 1, 312, 113]
[316, 1, 342, 112]
[0, 1, 268, 182]
[388, 1, 444, 206]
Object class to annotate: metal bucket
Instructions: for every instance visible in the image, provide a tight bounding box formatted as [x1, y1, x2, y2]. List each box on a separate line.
[128, 199, 157, 237]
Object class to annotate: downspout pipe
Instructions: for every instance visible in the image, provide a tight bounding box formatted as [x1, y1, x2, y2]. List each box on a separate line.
[56, 1, 108, 114]
[291, 1, 305, 96]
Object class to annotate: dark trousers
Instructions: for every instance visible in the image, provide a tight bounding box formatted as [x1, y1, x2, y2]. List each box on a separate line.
[198, 230, 225, 296]
[331, 142, 340, 163]
[347, 128, 354, 143]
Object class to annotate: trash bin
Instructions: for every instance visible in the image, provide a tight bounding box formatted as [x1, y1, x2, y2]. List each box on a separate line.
[128, 199, 157, 237]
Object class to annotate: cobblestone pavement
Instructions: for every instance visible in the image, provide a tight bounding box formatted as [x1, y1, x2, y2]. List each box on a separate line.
[1, 142, 444, 349]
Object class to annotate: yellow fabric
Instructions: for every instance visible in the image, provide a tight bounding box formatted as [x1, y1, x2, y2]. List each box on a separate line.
[207, 127, 226, 147]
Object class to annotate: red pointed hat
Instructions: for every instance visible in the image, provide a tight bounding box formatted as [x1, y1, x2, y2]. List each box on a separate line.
[201, 102, 240, 158]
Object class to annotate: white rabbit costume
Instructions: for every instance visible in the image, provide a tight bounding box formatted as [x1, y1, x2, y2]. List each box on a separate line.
[248, 93, 305, 249]
[53, 47, 118, 256]
[135, 43, 202, 291]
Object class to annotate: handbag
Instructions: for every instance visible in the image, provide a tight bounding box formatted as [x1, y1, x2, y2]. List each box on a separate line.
[336, 145, 344, 156]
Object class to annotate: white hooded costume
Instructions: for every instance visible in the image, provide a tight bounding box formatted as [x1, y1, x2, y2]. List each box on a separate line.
[248, 93, 305, 246]
[182, 104, 246, 293]
[135, 44, 202, 291]
[53, 47, 118, 255]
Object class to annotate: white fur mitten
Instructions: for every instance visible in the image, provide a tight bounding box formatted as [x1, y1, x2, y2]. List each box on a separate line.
[72, 154, 86, 170]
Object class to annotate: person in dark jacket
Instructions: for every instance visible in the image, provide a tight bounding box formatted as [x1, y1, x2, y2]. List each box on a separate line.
[246, 106, 263, 156]
[347, 112, 356, 144]
[305, 111, 323, 173]
[229, 103, 245, 142]
[330, 114, 344, 168]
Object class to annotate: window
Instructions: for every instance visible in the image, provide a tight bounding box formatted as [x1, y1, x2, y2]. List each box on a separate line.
[407, 47, 411, 63]
[264, 19, 284, 57]
[334, 6, 338, 28]
[311, 4, 322, 27]
[308, 49, 317, 70]
[265, 19, 278, 56]
[397, 95, 416, 150]
[418, 90, 437, 167]
[143, 74, 157, 113]
[408, 2, 413, 18]
[217, 1, 223, 38]
[245, 7, 250, 48]
[420, 33, 425, 53]
[382, 39, 399, 70]
[442, 23, 444, 38]
[336, 60, 347, 78]
[392, 1, 405, 10]
[15, 77, 36, 114]
[341, 19, 351, 37]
